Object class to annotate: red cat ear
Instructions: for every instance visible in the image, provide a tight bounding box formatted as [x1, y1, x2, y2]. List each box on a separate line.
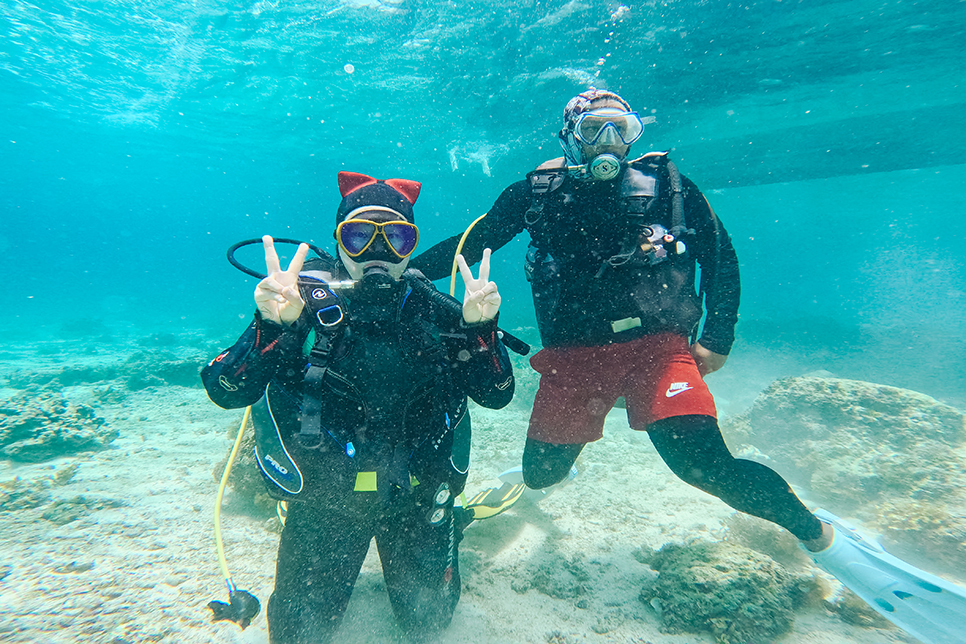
[384, 178, 421, 204]
[338, 172, 377, 197]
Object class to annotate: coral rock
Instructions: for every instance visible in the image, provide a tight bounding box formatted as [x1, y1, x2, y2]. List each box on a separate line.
[0, 392, 117, 462]
[722, 376, 966, 570]
[641, 540, 821, 644]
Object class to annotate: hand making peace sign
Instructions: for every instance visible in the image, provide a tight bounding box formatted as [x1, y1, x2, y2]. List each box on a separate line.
[254, 235, 310, 326]
[457, 248, 501, 324]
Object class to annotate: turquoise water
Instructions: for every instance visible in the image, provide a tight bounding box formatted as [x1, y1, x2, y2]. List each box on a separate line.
[3, 0, 963, 403]
[1, 2, 965, 641]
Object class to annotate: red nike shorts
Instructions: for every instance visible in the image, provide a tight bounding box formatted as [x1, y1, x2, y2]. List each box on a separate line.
[528, 332, 717, 444]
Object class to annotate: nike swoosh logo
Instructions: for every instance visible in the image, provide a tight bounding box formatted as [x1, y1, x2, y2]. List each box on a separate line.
[665, 383, 693, 398]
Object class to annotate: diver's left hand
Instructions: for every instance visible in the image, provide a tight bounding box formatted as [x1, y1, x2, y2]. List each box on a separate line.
[691, 342, 727, 377]
[457, 248, 501, 323]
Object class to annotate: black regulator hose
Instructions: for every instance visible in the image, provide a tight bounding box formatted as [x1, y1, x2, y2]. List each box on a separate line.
[406, 273, 530, 356]
[227, 237, 332, 279]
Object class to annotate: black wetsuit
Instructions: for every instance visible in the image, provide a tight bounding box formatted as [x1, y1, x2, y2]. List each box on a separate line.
[411, 156, 824, 542]
[413, 154, 739, 352]
[202, 259, 514, 643]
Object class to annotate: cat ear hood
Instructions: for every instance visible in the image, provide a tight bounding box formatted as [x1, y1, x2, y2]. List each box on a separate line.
[336, 171, 421, 223]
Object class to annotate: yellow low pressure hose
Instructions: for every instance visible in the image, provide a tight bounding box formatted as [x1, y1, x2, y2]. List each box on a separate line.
[214, 406, 252, 589]
[450, 213, 488, 510]
[448, 213, 488, 297]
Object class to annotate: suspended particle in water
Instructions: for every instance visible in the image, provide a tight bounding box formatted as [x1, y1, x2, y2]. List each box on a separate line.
[344, 63, 355, 74]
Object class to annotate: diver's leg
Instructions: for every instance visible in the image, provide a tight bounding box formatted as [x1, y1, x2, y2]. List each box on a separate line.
[267, 501, 373, 644]
[522, 438, 585, 488]
[377, 496, 462, 643]
[647, 414, 825, 541]
[524, 346, 619, 488]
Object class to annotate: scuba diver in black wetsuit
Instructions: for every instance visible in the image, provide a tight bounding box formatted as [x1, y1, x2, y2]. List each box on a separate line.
[411, 89, 836, 553]
[202, 172, 513, 644]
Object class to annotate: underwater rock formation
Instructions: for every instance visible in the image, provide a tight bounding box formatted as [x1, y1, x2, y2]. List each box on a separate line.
[0, 392, 117, 462]
[0, 475, 53, 511]
[40, 495, 127, 525]
[723, 376, 966, 571]
[509, 550, 592, 600]
[722, 513, 812, 570]
[0, 462, 123, 526]
[4, 349, 203, 391]
[638, 540, 822, 644]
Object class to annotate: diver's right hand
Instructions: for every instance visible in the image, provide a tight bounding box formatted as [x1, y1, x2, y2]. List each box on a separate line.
[254, 235, 309, 325]
[457, 248, 501, 324]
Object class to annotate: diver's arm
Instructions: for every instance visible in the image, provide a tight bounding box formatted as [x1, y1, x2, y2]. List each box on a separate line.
[203, 235, 310, 408]
[449, 316, 515, 409]
[405, 269, 514, 408]
[201, 315, 302, 409]
[409, 180, 530, 281]
[686, 177, 740, 356]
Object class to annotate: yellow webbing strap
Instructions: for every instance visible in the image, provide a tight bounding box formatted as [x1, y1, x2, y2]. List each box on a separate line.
[448, 213, 489, 297]
[213, 406, 251, 586]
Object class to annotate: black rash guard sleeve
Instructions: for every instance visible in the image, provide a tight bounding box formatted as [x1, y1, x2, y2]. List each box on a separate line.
[683, 176, 740, 355]
[201, 314, 304, 409]
[409, 180, 530, 281]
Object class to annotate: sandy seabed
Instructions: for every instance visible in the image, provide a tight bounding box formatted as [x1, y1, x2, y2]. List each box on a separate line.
[0, 337, 925, 644]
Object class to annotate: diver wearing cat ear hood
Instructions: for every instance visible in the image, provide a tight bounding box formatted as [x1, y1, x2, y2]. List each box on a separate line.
[202, 172, 514, 644]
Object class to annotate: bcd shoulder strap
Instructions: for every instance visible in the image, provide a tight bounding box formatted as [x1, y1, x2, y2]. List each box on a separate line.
[297, 275, 347, 449]
[626, 151, 686, 233]
[525, 160, 568, 225]
[665, 158, 686, 235]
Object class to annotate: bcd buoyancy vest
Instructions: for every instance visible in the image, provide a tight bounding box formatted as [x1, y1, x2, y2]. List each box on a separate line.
[252, 262, 470, 507]
[522, 152, 703, 347]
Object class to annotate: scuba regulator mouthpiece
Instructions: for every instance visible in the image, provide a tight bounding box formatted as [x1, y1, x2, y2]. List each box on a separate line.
[565, 153, 623, 182]
[361, 264, 393, 280]
[587, 154, 621, 181]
